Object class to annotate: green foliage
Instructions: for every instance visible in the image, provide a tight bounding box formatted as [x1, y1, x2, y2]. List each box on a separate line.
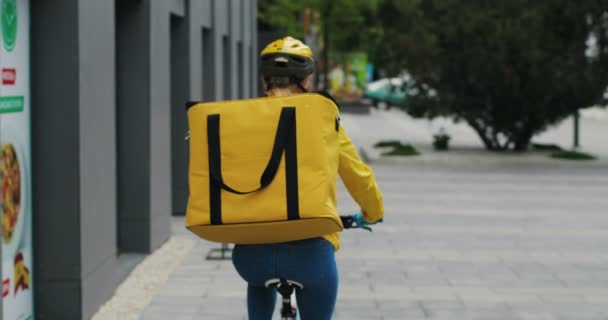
[532, 143, 563, 151]
[321, 0, 382, 52]
[373, 140, 402, 148]
[374, 140, 421, 156]
[382, 144, 421, 156]
[376, 0, 608, 151]
[257, 0, 381, 52]
[550, 150, 597, 160]
[257, 0, 308, 38]
[432, 133, 451, 151]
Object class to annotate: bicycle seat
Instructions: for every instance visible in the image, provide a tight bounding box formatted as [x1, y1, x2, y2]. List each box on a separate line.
[264, 278, 304, 290]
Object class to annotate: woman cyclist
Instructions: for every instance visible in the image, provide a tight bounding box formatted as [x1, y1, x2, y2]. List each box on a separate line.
[231, 36, 384, 320]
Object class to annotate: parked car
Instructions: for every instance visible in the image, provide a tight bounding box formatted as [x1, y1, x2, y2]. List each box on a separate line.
[364, 75, 410, 110]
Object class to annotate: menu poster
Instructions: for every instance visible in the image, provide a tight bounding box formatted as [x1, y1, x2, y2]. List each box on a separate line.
[0, 0, 34, 319]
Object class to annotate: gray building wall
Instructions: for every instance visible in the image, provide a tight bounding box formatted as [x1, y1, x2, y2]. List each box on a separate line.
[30, 0, 257, 319]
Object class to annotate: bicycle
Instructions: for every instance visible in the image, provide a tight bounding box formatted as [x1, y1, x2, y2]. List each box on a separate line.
[263, 214, 380, 320]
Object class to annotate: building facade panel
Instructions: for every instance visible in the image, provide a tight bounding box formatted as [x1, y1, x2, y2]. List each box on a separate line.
[29, 1, 258, 318]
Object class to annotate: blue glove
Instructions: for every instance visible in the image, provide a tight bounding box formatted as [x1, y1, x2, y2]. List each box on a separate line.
[353, 212, 383, 228]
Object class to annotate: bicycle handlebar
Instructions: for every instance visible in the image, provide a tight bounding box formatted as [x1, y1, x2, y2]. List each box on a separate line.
[339, 214, 382, 232]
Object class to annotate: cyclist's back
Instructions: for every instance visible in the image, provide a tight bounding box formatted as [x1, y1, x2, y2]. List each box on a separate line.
[231, 36, 384, 320]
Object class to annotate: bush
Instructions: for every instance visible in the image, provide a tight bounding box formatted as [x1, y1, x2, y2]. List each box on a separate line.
[374, 140, 420, 156]
[550, 150, 597, 160]
[374, 140, 402, 148]
[532, 143, 563, 151]
[381, 144, 420, 156]
[433, 133, 451, 151]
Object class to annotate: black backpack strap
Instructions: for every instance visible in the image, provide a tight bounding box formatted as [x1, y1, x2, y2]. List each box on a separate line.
[314, 91, 341, 132]
[314, 91, 340, 110]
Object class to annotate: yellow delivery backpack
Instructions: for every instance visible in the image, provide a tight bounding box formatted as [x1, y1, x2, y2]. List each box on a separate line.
[185, 93, 344, 244]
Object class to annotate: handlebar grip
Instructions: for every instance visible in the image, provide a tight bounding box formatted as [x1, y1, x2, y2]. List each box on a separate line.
[339, 214, 373, 231]
[339, 215, 353, 228]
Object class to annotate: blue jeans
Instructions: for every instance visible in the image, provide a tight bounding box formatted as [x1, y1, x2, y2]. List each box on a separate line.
[232, 238, 338, 320]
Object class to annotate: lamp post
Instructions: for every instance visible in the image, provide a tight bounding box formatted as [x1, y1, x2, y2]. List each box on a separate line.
[573, 109, 580, 149]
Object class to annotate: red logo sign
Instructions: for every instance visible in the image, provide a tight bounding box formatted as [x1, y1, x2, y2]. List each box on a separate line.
[2, 68, 16, 85]
[2, 278, 9, 297]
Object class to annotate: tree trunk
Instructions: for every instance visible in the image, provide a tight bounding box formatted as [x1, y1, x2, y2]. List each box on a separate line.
[321, 1, 334, 91]
[322, 16, 330, 91]
[466, 118, 535, 152]
[513, 127, 534, 151]
[466, 118, 497, 150]
[490, 131, 502, 151]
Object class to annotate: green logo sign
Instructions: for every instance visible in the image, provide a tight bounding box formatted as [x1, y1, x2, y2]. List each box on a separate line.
[1, 0, 17, 52]
[0, 96, 24, 113]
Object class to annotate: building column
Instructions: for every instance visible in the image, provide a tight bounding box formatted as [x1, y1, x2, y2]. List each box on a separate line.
[32, 0, 119, 318]
[116, 0, 171, 253]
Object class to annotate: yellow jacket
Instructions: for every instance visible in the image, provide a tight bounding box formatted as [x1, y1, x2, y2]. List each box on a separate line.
[322, 125, 384, 251]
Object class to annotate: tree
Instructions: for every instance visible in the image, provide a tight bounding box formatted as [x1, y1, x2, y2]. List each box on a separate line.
[377, 0, 608, 151]
[258, 0, 381, 89]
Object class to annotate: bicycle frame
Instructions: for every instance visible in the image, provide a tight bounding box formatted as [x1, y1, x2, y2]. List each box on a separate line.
[265, 278, 303, 320]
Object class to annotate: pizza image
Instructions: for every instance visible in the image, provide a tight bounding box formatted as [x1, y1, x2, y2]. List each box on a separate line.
[1, 143, 21, 243]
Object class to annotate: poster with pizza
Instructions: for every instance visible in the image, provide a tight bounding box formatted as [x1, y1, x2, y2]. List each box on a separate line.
[0, 0, 34, 319]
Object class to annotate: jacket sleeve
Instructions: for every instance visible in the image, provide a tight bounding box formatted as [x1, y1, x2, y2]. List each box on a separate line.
[338, 126, 385, 223]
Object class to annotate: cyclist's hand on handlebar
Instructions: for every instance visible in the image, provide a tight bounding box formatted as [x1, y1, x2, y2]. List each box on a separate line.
[350, 212, 383, 231]
[353, 212, 383, 225]
[340, 213, 383, 231]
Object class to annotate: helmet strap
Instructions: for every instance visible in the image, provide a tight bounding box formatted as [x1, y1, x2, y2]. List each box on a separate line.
[293, 77, 308, 93]
[296, 82, 307, 93]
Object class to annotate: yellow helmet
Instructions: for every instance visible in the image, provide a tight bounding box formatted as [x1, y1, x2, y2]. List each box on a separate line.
[261, 36, 314, 60]
[260, 36, 315, 79]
